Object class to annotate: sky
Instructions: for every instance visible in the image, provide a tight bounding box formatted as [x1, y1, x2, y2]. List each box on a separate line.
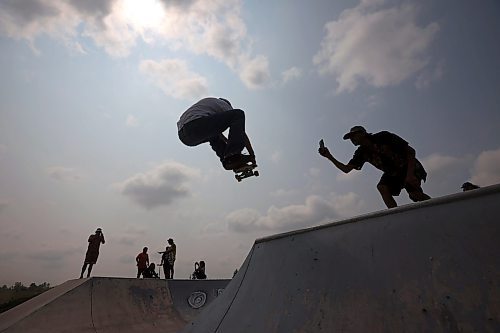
[0, 0, 499, 286]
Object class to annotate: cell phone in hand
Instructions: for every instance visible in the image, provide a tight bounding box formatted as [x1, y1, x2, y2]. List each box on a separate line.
[319, 139, 325, 148]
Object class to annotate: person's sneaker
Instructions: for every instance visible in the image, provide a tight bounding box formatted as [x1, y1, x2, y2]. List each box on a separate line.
[223, 154, 254, 170]
[222, 154, 243, 170]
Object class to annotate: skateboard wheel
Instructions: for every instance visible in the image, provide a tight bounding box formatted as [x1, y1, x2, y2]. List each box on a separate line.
[254, 171, 259, 176]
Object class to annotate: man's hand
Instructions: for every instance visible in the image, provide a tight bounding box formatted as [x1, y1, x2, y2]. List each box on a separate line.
[318, 146, 331, 158]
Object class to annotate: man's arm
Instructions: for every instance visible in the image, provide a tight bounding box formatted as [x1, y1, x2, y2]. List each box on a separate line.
[100, 234, 105, 244]
[318, 146, 355, 173]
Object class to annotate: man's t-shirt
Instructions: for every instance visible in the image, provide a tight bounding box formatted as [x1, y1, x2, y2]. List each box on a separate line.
[87, 234, 104, 253]
[177, 98, 232, 131]
[348, 131, 415, 176]
[136, 252, 149, 269]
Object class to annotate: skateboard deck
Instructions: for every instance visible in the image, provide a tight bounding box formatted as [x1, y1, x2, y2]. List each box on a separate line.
[233, 163, 259, 182]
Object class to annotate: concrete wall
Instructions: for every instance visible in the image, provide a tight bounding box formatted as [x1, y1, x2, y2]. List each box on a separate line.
[0, 278, 229, 333]
[183, 185, 500, 333]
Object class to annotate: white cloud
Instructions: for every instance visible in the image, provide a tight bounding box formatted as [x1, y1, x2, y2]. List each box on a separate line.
[238, 55, 271, 89]
[139, 59, 208, 100]
[47, 166, 84, 182]
[415, 61, 444, 90]
[0, 0, 84, 53]
[126, 114, 139, 127]
[313, 0, 439, 92]
[470, 148, 500, 186]
[270, 189, 299, 198]
[281, 66, 302, 84]
[336, 169, 361, 181]
[117, 161, 200, 209]
[0, 0, 271, 88]
[421, 153, 462, 175]
[226, 193, 363, 233]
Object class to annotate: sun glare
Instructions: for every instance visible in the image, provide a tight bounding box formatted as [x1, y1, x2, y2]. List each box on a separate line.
[122, 0, 165, 29]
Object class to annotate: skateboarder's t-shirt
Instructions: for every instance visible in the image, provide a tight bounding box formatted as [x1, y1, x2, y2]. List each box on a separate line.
[348, 131, 411, 175]
[177, 97, 232, 131]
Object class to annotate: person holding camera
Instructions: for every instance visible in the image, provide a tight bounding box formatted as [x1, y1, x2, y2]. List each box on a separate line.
[79, 228, 105, 278]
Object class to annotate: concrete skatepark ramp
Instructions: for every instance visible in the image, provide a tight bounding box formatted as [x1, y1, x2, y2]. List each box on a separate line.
[0, 277, 229, 333]
[183, 185, 500, 333]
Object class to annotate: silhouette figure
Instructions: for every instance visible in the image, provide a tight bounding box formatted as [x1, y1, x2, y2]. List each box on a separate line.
[319, 126, 430, 208]
[80, 228, 105, 278]
[177, 97, 256, 170]
[136, 247, 149, 278]
[143, 263, 159, 278]
[191, 261, 207, 280]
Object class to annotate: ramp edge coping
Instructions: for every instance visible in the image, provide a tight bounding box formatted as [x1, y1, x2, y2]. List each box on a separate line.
[255, 183, 500, 244]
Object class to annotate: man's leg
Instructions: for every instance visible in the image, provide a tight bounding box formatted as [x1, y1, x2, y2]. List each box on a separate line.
[86, 264, 93, 278]
[80, 263, 87, 278]
[170, 264, 174, 279]
[163, 265, 168, 280]
[406, 182, 431, 202]
[377, 184, 398, 208]
[137, 268, 141, 278]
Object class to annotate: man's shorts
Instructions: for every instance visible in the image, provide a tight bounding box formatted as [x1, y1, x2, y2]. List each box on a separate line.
[378, 172, 424, 196]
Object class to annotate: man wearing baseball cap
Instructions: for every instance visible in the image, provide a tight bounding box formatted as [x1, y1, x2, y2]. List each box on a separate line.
[319, 126, 430, 208]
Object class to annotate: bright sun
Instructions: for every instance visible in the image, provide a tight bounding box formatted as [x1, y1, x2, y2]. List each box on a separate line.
[121, 0, 165, 29]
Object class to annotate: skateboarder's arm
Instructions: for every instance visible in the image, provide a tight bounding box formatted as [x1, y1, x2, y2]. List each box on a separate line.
[318, 147, 355, 173]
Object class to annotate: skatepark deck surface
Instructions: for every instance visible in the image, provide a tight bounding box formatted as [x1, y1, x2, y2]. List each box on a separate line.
[0, 278, 229, 333]
[182, 185, 500, 333]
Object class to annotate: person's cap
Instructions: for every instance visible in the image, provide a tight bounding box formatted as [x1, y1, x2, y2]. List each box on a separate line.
[168, 238, 173, 242]
[218, 98, 232, 107]
[96, 228, 102, 232]
[343, 126, 367, 140]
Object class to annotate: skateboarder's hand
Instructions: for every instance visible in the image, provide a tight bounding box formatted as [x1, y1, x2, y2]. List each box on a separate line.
[318, 146, 331, 158]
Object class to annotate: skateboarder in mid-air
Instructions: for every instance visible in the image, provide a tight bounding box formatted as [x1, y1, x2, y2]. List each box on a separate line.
[178, 97, 256, 170]
[319, 126, 431, 208]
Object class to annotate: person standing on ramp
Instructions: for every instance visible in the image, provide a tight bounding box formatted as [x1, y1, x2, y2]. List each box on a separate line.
[136, 247, 149, 278]
[319, 126, 430, 208]
[79, 228, 105, 278]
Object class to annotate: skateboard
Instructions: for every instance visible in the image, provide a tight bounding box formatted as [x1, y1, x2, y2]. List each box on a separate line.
[234, 162, 259, 182]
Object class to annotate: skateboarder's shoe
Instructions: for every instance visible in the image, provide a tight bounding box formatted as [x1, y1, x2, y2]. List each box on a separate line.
[223, 154, 254, 170]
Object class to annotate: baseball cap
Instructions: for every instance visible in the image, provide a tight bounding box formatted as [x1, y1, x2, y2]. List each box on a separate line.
[96, 228, 102, 233]
[343, 126, 367, 140]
